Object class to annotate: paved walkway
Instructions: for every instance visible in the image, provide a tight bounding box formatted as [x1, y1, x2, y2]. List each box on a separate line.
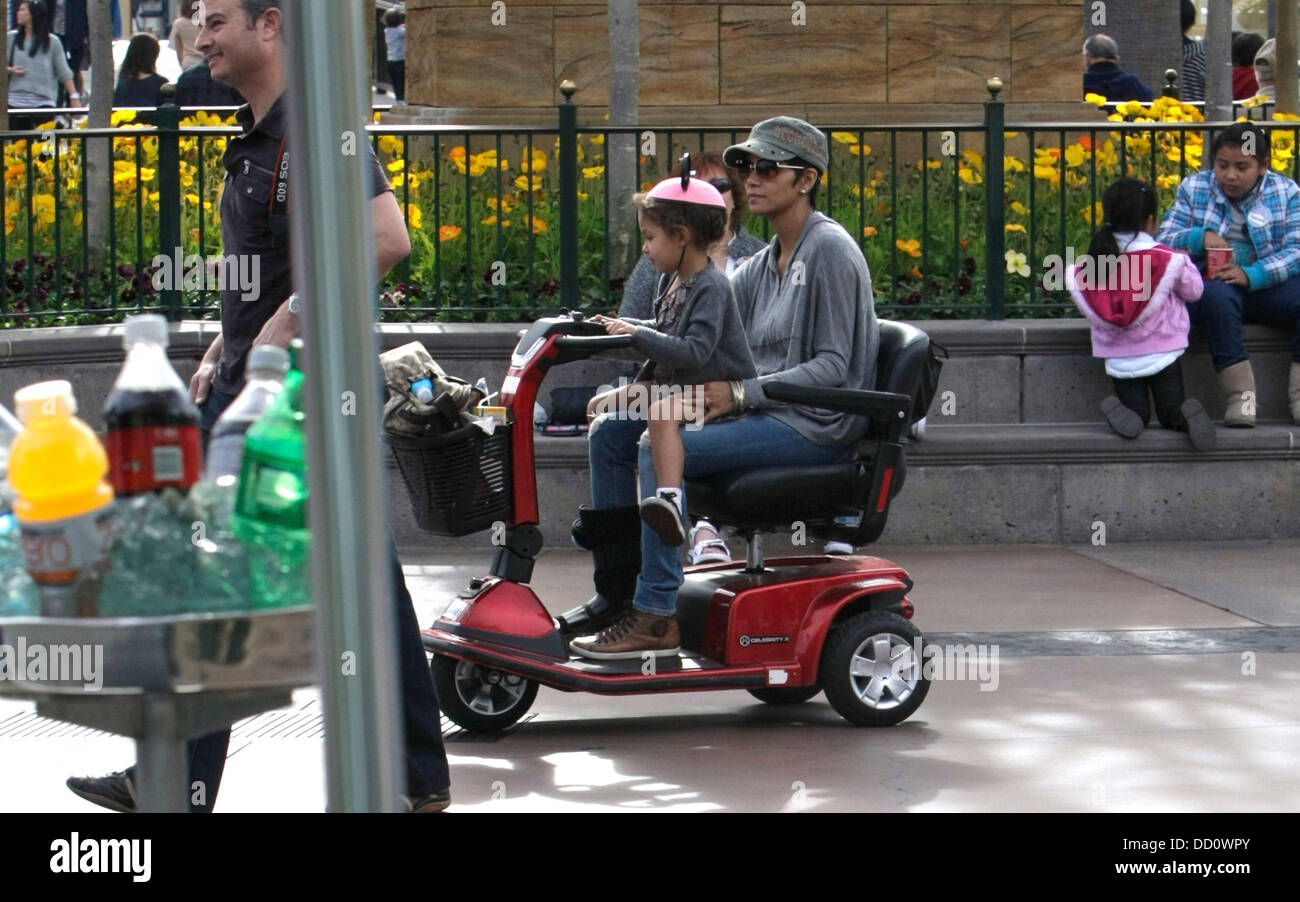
[2, 540, 1297, 812]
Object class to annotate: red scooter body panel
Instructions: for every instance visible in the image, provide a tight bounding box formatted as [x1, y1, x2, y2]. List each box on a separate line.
[453, 579, 554, 638]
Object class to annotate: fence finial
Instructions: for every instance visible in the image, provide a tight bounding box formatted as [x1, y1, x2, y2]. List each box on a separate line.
[986, 76, 1004, 99]
[1162, 69, 1180, 99]
[559, 80, 577, 101]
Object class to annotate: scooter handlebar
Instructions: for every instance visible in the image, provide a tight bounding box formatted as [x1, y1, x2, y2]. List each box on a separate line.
[553, 334, 635, 352]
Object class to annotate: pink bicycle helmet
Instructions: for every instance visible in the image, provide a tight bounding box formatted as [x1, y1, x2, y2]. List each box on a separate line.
[646, 153, 727, 209]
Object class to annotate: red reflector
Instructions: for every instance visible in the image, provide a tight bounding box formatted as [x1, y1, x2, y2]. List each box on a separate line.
[900, 598, 914, 619]
[875, 468, 894, 512]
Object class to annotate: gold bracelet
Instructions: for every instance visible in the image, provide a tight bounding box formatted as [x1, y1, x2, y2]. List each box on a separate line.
[730, 380, 744, 416]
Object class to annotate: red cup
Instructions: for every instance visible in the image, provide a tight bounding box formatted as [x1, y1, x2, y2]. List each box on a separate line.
[1205, 246, 1232, 278]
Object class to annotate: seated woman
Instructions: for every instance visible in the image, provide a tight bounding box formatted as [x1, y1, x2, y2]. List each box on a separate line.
[1157, 121, 1300, 426]
[570, 117, 879, 659]
[113, 32, 169, 112]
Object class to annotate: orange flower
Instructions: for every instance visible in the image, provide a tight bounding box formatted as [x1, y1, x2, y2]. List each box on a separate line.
[896, 238, 922, 258]
[438, 225, 462, 242]
[862, 225, 878, 237]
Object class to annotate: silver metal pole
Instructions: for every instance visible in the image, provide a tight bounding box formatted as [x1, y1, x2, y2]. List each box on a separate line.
[283, 1, 404, 812]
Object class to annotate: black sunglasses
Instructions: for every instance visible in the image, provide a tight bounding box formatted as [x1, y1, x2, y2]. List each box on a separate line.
[731, 158, 807, 179]
[707, 177, 733, 193]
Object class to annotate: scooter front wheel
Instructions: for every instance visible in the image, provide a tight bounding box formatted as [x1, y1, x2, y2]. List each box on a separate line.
[821, 612, 930, 727]
[432, 655, 539, 733]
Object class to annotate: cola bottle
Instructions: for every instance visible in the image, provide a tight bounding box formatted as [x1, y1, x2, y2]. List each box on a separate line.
[104, 314, 203, 496]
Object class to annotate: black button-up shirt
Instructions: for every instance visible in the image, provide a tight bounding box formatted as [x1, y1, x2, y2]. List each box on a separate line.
[215, 94, 392, 393]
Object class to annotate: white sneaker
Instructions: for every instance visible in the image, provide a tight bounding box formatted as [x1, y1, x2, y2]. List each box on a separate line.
[640, 493, 686, 546]
[824, 541, 855, 555]
[688, 521, 730, 564]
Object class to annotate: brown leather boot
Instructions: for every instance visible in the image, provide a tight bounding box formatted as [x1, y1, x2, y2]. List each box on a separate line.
[1289, 362, 1300, 425]
[1217, 360, 1257, 427]
[570, 609, 680, 660]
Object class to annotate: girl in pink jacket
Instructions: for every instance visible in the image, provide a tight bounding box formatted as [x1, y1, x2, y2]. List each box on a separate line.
[1066, 177, 1216, 449]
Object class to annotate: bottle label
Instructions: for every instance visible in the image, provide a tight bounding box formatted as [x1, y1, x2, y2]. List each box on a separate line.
[107, 425, 201, 494]
[18, 505, 117, 618]
[237, 460, 307, 529]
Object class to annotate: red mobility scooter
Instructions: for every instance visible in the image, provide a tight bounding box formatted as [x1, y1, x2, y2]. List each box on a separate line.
[402, 313, 935, 731]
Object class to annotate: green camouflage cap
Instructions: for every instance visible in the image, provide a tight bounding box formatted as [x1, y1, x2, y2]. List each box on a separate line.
[724, 117, 829, 173]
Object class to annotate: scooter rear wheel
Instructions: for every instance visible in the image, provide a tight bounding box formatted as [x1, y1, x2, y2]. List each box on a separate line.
[821, 611, 929, 726]
[432, 655, 538, 733]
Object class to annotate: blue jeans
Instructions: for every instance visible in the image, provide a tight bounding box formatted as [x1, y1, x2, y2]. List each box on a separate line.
[1191, 275, 1300, 370]
[127, 385, 450, 809]
[588, 412, 853, 616]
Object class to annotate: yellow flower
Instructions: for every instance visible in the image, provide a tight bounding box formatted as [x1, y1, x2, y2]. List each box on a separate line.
[1085, 92, 1108, 106]
[110, 109, 138, 126]
[520, 148, 547, 174]
[831, 132, 858, 144]
[472, 149, 508, 174]
[582, 165, 605, 179]
[896, 238, 921, 258]
[486, 195, 518, 213]
[185, 192, 200, 205]
[1095, 139, 1118, 169]
[1033, 164, 1060, 186]
[1003, 155, 1025, 173]
[481, 215, 510, 227]
[591, 133, 605, 145]
[514, 174, 544, 192]
[404, 203, 423, 230]
[1005, 223, 1026, 233]
[849, 142, 871, 156]
[438, 223, 461, 242]
[962, 148, 983, 171]
[526, 215, 547, 234]
[1157, 173, 1182, 189]
[958, 164, 982, 185]
[31, 194, 56, 225]
[1005, 250, 1029, 277]
[1080, 202, 1105, 226]
[1010, 201, 1028, 215]
[1118, 100, 1147, 117]
[387, 158, 405, 172]
[923, 159, 943, 170]
[862, 225, 878, 237]
[1064, 144, 1087, 168]
[378, 135, 401, 157]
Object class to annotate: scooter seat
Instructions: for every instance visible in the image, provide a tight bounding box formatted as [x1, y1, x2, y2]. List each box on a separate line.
[688, 463, 860, 527]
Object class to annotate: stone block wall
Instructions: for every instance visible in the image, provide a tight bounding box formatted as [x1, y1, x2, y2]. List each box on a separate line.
[404, 0, 1090, 124]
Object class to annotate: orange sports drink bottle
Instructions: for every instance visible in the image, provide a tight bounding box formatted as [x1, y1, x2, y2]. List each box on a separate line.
[9, 381, 116, 617]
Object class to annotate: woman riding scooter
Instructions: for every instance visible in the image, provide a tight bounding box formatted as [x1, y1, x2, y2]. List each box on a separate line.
[566, 117, 881, 659]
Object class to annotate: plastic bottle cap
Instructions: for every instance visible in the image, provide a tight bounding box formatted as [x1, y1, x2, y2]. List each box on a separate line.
[123, 313, 169, 348]
[247, 344, 290, 376]
[14, 380, 76, 421]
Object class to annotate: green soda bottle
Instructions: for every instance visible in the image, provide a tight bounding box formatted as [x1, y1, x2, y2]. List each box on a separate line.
[232, 339, 309, 608]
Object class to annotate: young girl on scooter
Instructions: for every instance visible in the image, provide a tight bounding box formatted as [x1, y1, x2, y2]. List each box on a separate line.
[589, 161, 757, 546]
[1066, 176, 1215, 449]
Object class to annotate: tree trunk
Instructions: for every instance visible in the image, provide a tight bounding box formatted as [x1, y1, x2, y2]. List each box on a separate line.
[607, 0, 639, 284]
[86, 0, 114, 273]
[1204, 0, 1233, 124]
[1276, 1, 1297, 116]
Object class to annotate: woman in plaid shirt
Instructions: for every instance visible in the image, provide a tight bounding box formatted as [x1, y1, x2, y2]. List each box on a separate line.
[1157, 122, 1300, 427]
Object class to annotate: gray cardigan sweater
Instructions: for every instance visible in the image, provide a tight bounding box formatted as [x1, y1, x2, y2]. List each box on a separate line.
[6, 31, 73, 106]
[730, 212, 878, 447]
[618, 226, 768, 321]
[624, 262, 756, 387]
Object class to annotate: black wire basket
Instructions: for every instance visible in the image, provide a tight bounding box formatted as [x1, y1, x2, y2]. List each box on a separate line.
[387, 420, 513, 536]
